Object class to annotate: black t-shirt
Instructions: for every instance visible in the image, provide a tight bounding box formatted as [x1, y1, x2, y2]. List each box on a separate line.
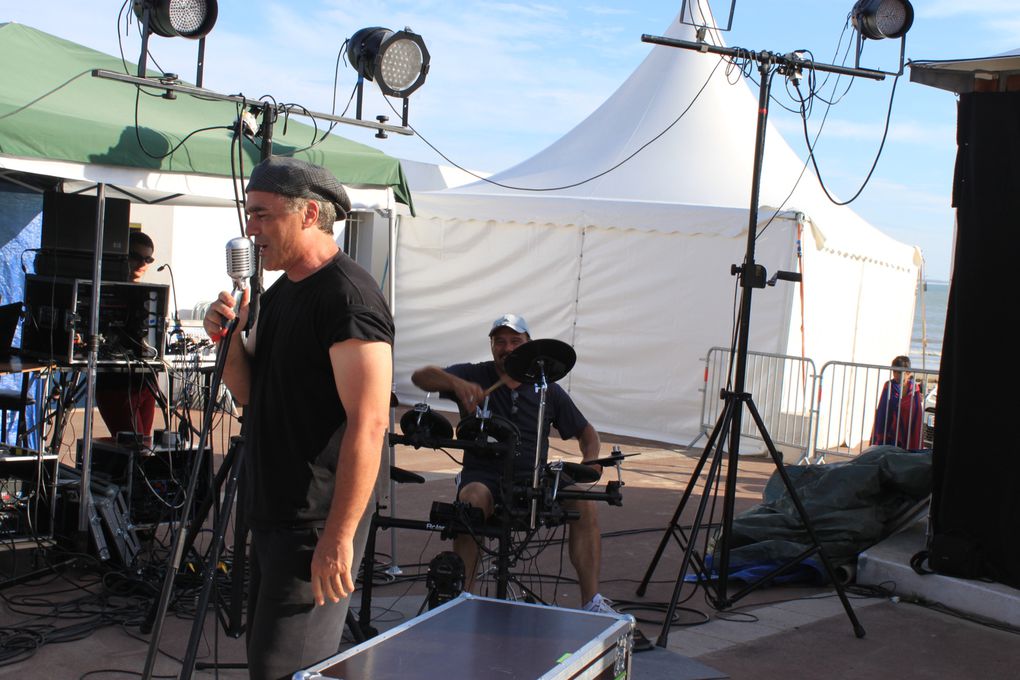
[442, 361, 588, 474]
[244, 250, 394, 528]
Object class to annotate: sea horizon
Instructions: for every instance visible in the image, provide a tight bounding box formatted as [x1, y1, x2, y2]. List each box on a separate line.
[911, 280, 948, 373]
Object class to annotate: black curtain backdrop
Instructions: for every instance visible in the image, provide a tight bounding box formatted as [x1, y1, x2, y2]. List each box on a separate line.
[932, 91, 1020, 587]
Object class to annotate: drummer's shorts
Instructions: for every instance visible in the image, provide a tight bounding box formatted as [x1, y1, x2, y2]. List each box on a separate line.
[456, 466, 533, 502]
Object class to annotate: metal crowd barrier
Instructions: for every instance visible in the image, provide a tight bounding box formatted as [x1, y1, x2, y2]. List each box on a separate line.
[812, 360, 938, 463]
[692, 349, 938, 465]
[691, 347, 817, 455]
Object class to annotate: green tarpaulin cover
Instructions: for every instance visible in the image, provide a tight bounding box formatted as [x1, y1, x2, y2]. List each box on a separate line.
[0, 23, 412, 210]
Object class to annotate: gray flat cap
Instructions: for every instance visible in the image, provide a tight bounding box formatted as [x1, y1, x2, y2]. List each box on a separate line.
[246, 156, 351, 221]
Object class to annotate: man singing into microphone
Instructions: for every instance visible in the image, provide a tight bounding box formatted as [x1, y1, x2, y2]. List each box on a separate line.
[203, 156, 393, 680]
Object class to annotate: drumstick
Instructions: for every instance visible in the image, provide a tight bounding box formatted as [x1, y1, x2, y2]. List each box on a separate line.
[481, 374, 511, 397]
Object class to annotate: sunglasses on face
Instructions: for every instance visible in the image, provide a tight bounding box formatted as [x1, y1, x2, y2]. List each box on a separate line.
[130, 252, 155, 264]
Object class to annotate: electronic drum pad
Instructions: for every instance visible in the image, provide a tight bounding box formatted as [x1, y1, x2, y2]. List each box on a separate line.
[399, 404, 454, 440]
[455, 414, 520, 448]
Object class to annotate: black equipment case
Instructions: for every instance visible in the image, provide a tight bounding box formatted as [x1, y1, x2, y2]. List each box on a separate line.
[294, 593, 634, 680]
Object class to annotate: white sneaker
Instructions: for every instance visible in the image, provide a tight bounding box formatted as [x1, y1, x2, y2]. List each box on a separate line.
[582, 593, 618, 614]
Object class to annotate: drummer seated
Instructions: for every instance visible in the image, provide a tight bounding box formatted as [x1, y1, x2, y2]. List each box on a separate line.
[411, 313, 615, 614]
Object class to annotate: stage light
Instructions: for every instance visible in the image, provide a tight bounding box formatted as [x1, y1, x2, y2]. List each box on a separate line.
[851, 0, 914, 40]
[132, 1, 218, 86]
[347, 27, 431, 98]
[134, 0, 218, 39]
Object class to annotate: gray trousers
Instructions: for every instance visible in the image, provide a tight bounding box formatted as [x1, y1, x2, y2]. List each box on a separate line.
[245, 511, 372, 680]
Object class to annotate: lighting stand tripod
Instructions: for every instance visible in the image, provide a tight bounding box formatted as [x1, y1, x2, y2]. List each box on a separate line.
[635, 34, 885, 648]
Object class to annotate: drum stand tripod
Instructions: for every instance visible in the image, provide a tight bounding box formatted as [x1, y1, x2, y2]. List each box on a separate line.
[634, 34, 883, 649]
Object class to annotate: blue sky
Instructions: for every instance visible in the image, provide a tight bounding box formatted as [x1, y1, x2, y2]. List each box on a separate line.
[8, 1, 1020, 280]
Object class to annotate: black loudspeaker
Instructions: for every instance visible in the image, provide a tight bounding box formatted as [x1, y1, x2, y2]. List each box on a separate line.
[33, 250, 131, 282]
[41, 191, 130, 255]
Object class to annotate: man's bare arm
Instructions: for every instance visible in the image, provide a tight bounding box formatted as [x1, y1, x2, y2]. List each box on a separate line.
[311, 339, 392, 606]
[412, 365, 483, 412]
[577, 423, 603, 477]
[202, 289, 252, 404]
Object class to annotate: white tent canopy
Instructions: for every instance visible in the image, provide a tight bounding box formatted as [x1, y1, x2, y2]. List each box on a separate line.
[0, 154, 396, 211]
[393, 3, 920, 445]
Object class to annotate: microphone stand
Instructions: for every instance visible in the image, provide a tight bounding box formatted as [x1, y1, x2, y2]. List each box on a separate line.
[156, 263, 183, 338]
[140, 315, 241, 680]
[147, 122, 273, 680]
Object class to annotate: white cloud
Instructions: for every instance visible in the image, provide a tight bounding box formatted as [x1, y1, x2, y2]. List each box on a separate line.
[581, 5, 636, 17]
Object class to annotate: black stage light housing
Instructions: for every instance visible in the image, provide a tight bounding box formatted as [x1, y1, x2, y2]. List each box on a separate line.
[347, 27, 431, 98]
[851, 0, 914, 40]
[133, 0, 218, 39]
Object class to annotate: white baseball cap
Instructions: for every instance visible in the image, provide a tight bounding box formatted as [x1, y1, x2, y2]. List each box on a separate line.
[489, 313, 530, 336]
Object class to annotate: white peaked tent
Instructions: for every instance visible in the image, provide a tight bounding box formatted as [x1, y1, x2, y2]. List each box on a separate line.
[393, 3, 921, 445]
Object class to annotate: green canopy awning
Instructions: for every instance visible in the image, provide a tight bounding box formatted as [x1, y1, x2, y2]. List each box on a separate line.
[0, 23, 413, 211]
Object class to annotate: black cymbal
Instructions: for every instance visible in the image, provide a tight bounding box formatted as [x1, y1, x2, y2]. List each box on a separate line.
[504, 338, 576, 384]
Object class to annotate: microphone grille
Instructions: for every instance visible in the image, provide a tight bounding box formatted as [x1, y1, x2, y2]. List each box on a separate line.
[226, 237, 254, 280]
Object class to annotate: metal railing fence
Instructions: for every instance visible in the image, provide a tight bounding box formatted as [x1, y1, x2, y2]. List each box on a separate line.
[692, 347, 817, 454]
[692, 348, 938, 464]
[812, 360, 938, 462]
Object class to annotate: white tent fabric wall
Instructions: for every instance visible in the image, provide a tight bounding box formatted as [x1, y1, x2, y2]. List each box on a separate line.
[793, 215, 920, 450]
[394, 197, 799, 443]
[394, 209, 585, 369]
[565, 216, 795, 441]
[392, 1, 920, 446]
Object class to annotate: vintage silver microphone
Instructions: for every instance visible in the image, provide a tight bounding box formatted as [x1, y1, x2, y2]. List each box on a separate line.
[224, 237, 255, 327]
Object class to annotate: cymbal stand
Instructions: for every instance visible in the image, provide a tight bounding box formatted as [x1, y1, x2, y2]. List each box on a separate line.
[468, 395, 519, 600]
[528, 361, 549, 529]
[634, 34, 883, 649]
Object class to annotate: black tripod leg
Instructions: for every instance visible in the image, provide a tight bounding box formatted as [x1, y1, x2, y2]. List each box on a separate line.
[138, 440, 236, 635]
[745, 400, 866, 638]
[656, 397, 735, 648]
[495, 445, 516, 601]
[180, 435, 246, 679]
[181, 443, 237, 557]
[346, 609, 366, 644]
[141, 324, 236, 680]
[227, 458, 248, 638]
[714, 395, 749, 608]
[495, 518, 512, 600]
[358, 512, 381, 637]
[637, 401, 731, 596]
